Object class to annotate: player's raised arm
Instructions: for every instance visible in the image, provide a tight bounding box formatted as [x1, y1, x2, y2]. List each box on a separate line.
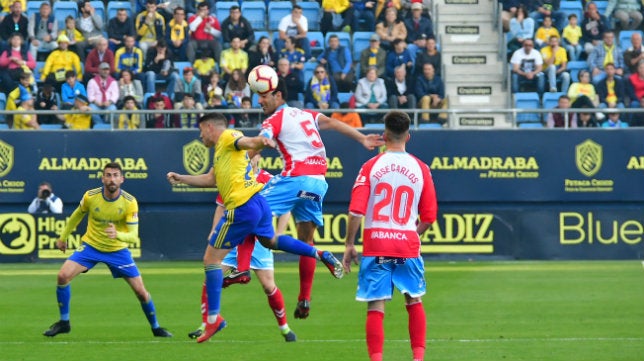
[167, 168, 216, 187]
[236, 135, 276, 151]
[317, 114, 384, 150]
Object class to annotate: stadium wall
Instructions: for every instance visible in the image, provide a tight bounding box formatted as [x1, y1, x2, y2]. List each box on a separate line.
[1, 129, 644, 262]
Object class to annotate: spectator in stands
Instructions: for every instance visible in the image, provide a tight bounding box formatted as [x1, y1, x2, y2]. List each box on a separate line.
[375, 7, 407, 52]
[331, 101, 362, 127]
[627, 95, 644, 126]
[277, 58, 304, 108]
[318, 34, 355, 92]
[147, 96, 176, 128]
[221, 5, 254, 51]
[248, 36, 277, 73]
[185, 0, 214, 17]
[13, 91, 38, 129]
[61, 16, 88, 62]
[186, 1, 221, 63]
[34, 80, 60, 125]
[576, 107, 599, 127]
[510, 38, 545, 95]
[415, 62, 447, 124]
[529, 0, 565, 32]
[386, 64, 416, 111]
[143, 39, 178, 98]
[596, 62, 626, 108]
[60, 70, 86, 110]
[605, 0, 641, 31]
[5, 71, 32, 127]
[220, 36, 249, 82]
[414, 36, 441, 77]
[58, 94, 92, 129]
[41, 34, 83, 89]
[500, 0, 520, 32]
[408, 33, 428, 65]
[114, 35, 145, 81]
[351, 0, 376, 32]
[601, 111, 629, 127]
[0, 1, 28, 46]
[355, 66, 387, 123]
[305, 64, 340, 110]
[275, 5, 311, 59]
[135, 0, 166, 57]
[0, 0, 24, 21]
[321, 0, 355, 35]
[588, 31, 624, 84]
[541, 35, 571, 93]
[359, 34, 386, 78]
[27, 2, 57, 61]
[84, 37, 115, 80]
[546, 94, 577, 128]
[279, 36, 306, 82]
[562, 14, 582, 61]
[568, 69, 599, 108]
[0, 32, 35, 93]
[107, 8, 136, 53]
[404, 3, 433, 45]
[623, 31, 644, 75]
[205, 71, 224, 108]
[223, 69, 250, 108]
[156, 0, 184, 23]
[174, 92, 203, 128]
[174, 66, 202, 103]
[581, 2, 610, 57]
[534, 15, 560, 49]
[87, 62, 119, 126]
[146, 83, 173, 109]
[166, 7, 188, 61]
[117, 95, 142, 129]
[77, 0, 104, 50]
[193, 48, 216, 87]
[234, 96, 262, 128]
[627, 60, 644, 107]
[507, 4, 534, 54]
[385, 38, 413, 79]
[117, 69, 144, 108]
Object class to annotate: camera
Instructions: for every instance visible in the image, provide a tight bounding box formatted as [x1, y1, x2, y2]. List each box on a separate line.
[41, 189, 51, 198]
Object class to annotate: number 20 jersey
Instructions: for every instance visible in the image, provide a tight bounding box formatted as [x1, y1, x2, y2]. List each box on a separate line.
[349, 151, 438, 258]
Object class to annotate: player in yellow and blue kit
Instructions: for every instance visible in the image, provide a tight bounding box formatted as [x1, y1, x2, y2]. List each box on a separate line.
[43, 162, 172, 338]
[166, 113, 344, 343]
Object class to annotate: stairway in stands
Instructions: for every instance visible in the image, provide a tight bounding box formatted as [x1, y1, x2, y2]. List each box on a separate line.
[435, 0, 511, 128]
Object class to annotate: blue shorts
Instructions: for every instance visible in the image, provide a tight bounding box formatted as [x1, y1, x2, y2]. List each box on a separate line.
[222, 240, 274, 270]
[355, 256, 426, 302]
[68, 243, 140, 279]
[260, 175, 328, 226]
[209, 193, 275, 249]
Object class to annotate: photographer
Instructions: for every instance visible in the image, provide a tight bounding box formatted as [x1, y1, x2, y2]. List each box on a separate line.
[27, 181, 63, 214]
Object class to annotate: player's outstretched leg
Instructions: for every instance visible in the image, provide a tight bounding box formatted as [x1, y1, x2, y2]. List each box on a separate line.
[223, 236, 255, 287]
[272, 235, 344, 279]
[188, 282, 208, 339]
[197, 264, 227, 343]
[43, 284, 72, 337]
[140, 296, 173, 337]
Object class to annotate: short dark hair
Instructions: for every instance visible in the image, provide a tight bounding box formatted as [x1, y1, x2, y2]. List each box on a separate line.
[198, 113, 228, 126]
[241, 96, 251, 103]
[123, 95, 136, 104]
[383, 110, 410, 140]
[273, 77, 288, 99]
[65, 70, 77, 79]
[197, 1, 209, 9]
[103, 162, 122, 173]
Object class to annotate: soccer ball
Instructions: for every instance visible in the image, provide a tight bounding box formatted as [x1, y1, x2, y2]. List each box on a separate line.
[247, 65, 279, 95]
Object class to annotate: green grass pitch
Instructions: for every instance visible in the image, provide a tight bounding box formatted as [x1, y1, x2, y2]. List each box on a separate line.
[1, 260, 643, 361]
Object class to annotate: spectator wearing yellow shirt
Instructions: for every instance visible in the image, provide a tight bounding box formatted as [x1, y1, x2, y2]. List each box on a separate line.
[118, 95, 142, 129]
[167, 7, 188, 61]
[219, 36, 248, 82]
[193, 48, 216, 88]
[540, 35, 570, 93]
[534, 15, 560, 49]
[41, 33, 82, 88]
[562, 14, 582, 61]
[567, 70, 599, 109]
[13, 92, 39, 130]
[58, 94, 92, 129]
[135, 0, 167, 56]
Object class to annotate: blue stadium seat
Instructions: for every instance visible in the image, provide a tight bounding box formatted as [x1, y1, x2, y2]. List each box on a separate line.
[90, 1, 105, 23]
[268, 2, 292, 31]
[559, 1, 582, 27]
[567, 60, 588, 82]
[352, 32, 372, 61]
[93, 123, 112, 130]
[27, 0, 47, 17]
[325, 32, 351, 51]
[308, 31, 325, 57]
[300, 2, 321, 31]
[518, 122, 544, 128]
[53, 1, 78, 28]
[241, 1, 266, 30]
[363, 123, 384, 129]
[542, 92, 565, 110]
[40, 124, 63, 130]
[303, 61, 318, 85]
[418, 123, 443, 129]
[337, 92, 352, 104]
[0, 92, 6, 123]
[0, 123, 9, 129]
[215, 1, 239, 23]
[619, 30, 643, 52]
[107, 1, 132, 18]
[595, 1, 608, 15]
[174, 61, 192, 77]
[514, 92, 541, 123]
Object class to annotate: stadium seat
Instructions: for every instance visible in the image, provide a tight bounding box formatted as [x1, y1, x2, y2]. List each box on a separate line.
[518, 122, 544, 128]
[215, 1, 239, 23]
[107, 1, 132, 18]
[619, 30, 643, 52]
[251, 93, 259, 107]
[26, 0, 46, 17]
[53, 1, 78, 28]
[325, 32, 351, 51]
[0, 123, 8, 129]
[559, 1, 582, 27]
[268, 2, 292, 31]
[542, 92, 565, 110]
[40, 124, 63, 130]
[595, 1, 608, 15]
[352, 32, 372, 61]
[174, 61, 192, 77]
[308, 31, 325, 57]
[514, 92, 541, 123]
[241, 1, 266, 30]
[363, 123, 385, 129]
[300, 2, 321, 31]
[254, 30, 270, 43]
[418, 123, 443, 129]
[567, 60, 588, 82]
[93, 123, 112, 130]
[303, 61, 318, 85]
[90, 1, 105, 23]
[337, 92, 352, 104]
[0, 92, 6, 123]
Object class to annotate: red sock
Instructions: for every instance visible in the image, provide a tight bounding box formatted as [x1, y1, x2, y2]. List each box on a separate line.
[267, 287, 287, 326]
[236, 235, 255, 272]
[366, 310, 385, 360]
[200, 282, 208, 324]
[406, 302, 426, 361]
[298, 243, 316, 301]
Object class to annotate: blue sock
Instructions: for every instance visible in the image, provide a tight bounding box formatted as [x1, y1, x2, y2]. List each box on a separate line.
[56, 284, 71, 321]
[276, 235, 317, 258]
[205, 264, 223, 318]
[140, 297, 160, 329]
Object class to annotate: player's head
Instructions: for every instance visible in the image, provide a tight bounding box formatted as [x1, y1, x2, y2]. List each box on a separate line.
[258, 78, 287, 115]
[102, 162, 124, 195]
[383, 111, 411, 143]
[197, 113, 228, 147]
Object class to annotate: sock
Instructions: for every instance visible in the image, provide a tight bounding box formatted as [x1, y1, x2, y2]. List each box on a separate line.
[266, 287, 287, 326]
[366, 310, 385, 360]
[205, 264, 223, 323]
[406, 302, 426, 361]
[236, 235, 255, 272]
[200, 282, 208, 324]
[298, 244, 316, 302]
[56, 284, 71, 321]
[275, 235, 317, 258]
[140, 295, 160, 329]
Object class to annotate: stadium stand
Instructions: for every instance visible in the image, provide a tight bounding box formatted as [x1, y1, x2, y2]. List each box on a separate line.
[90, 1, 106, 23]
[241, 1, 266, 30]
[325, 32, 351, 50]
[559, 1, 583, 28]
[268, 2, 293, 31]
[308, 31, 325, 57]
[518, 122, 544, 128]
[542, 92, 565, 110]
[300, 2, 321, 31]
[351, 32, 372, 61]
[566, 61, 589, 83]
[215, 1, 239, 22]
[40, 124, 63, 130]
[26, 0, 46, 17]
[53, 1, 78, 28]
[619, 30, 643, 52]
[513, 92, 541, 123]
[107, 1, 133, 18]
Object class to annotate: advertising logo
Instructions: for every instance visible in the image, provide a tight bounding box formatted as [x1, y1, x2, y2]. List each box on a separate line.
[0, 214, 36, 255]
[575, 139, 602, 177]
[183, 140, 210, 175]
[0, 139, 13, 177]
